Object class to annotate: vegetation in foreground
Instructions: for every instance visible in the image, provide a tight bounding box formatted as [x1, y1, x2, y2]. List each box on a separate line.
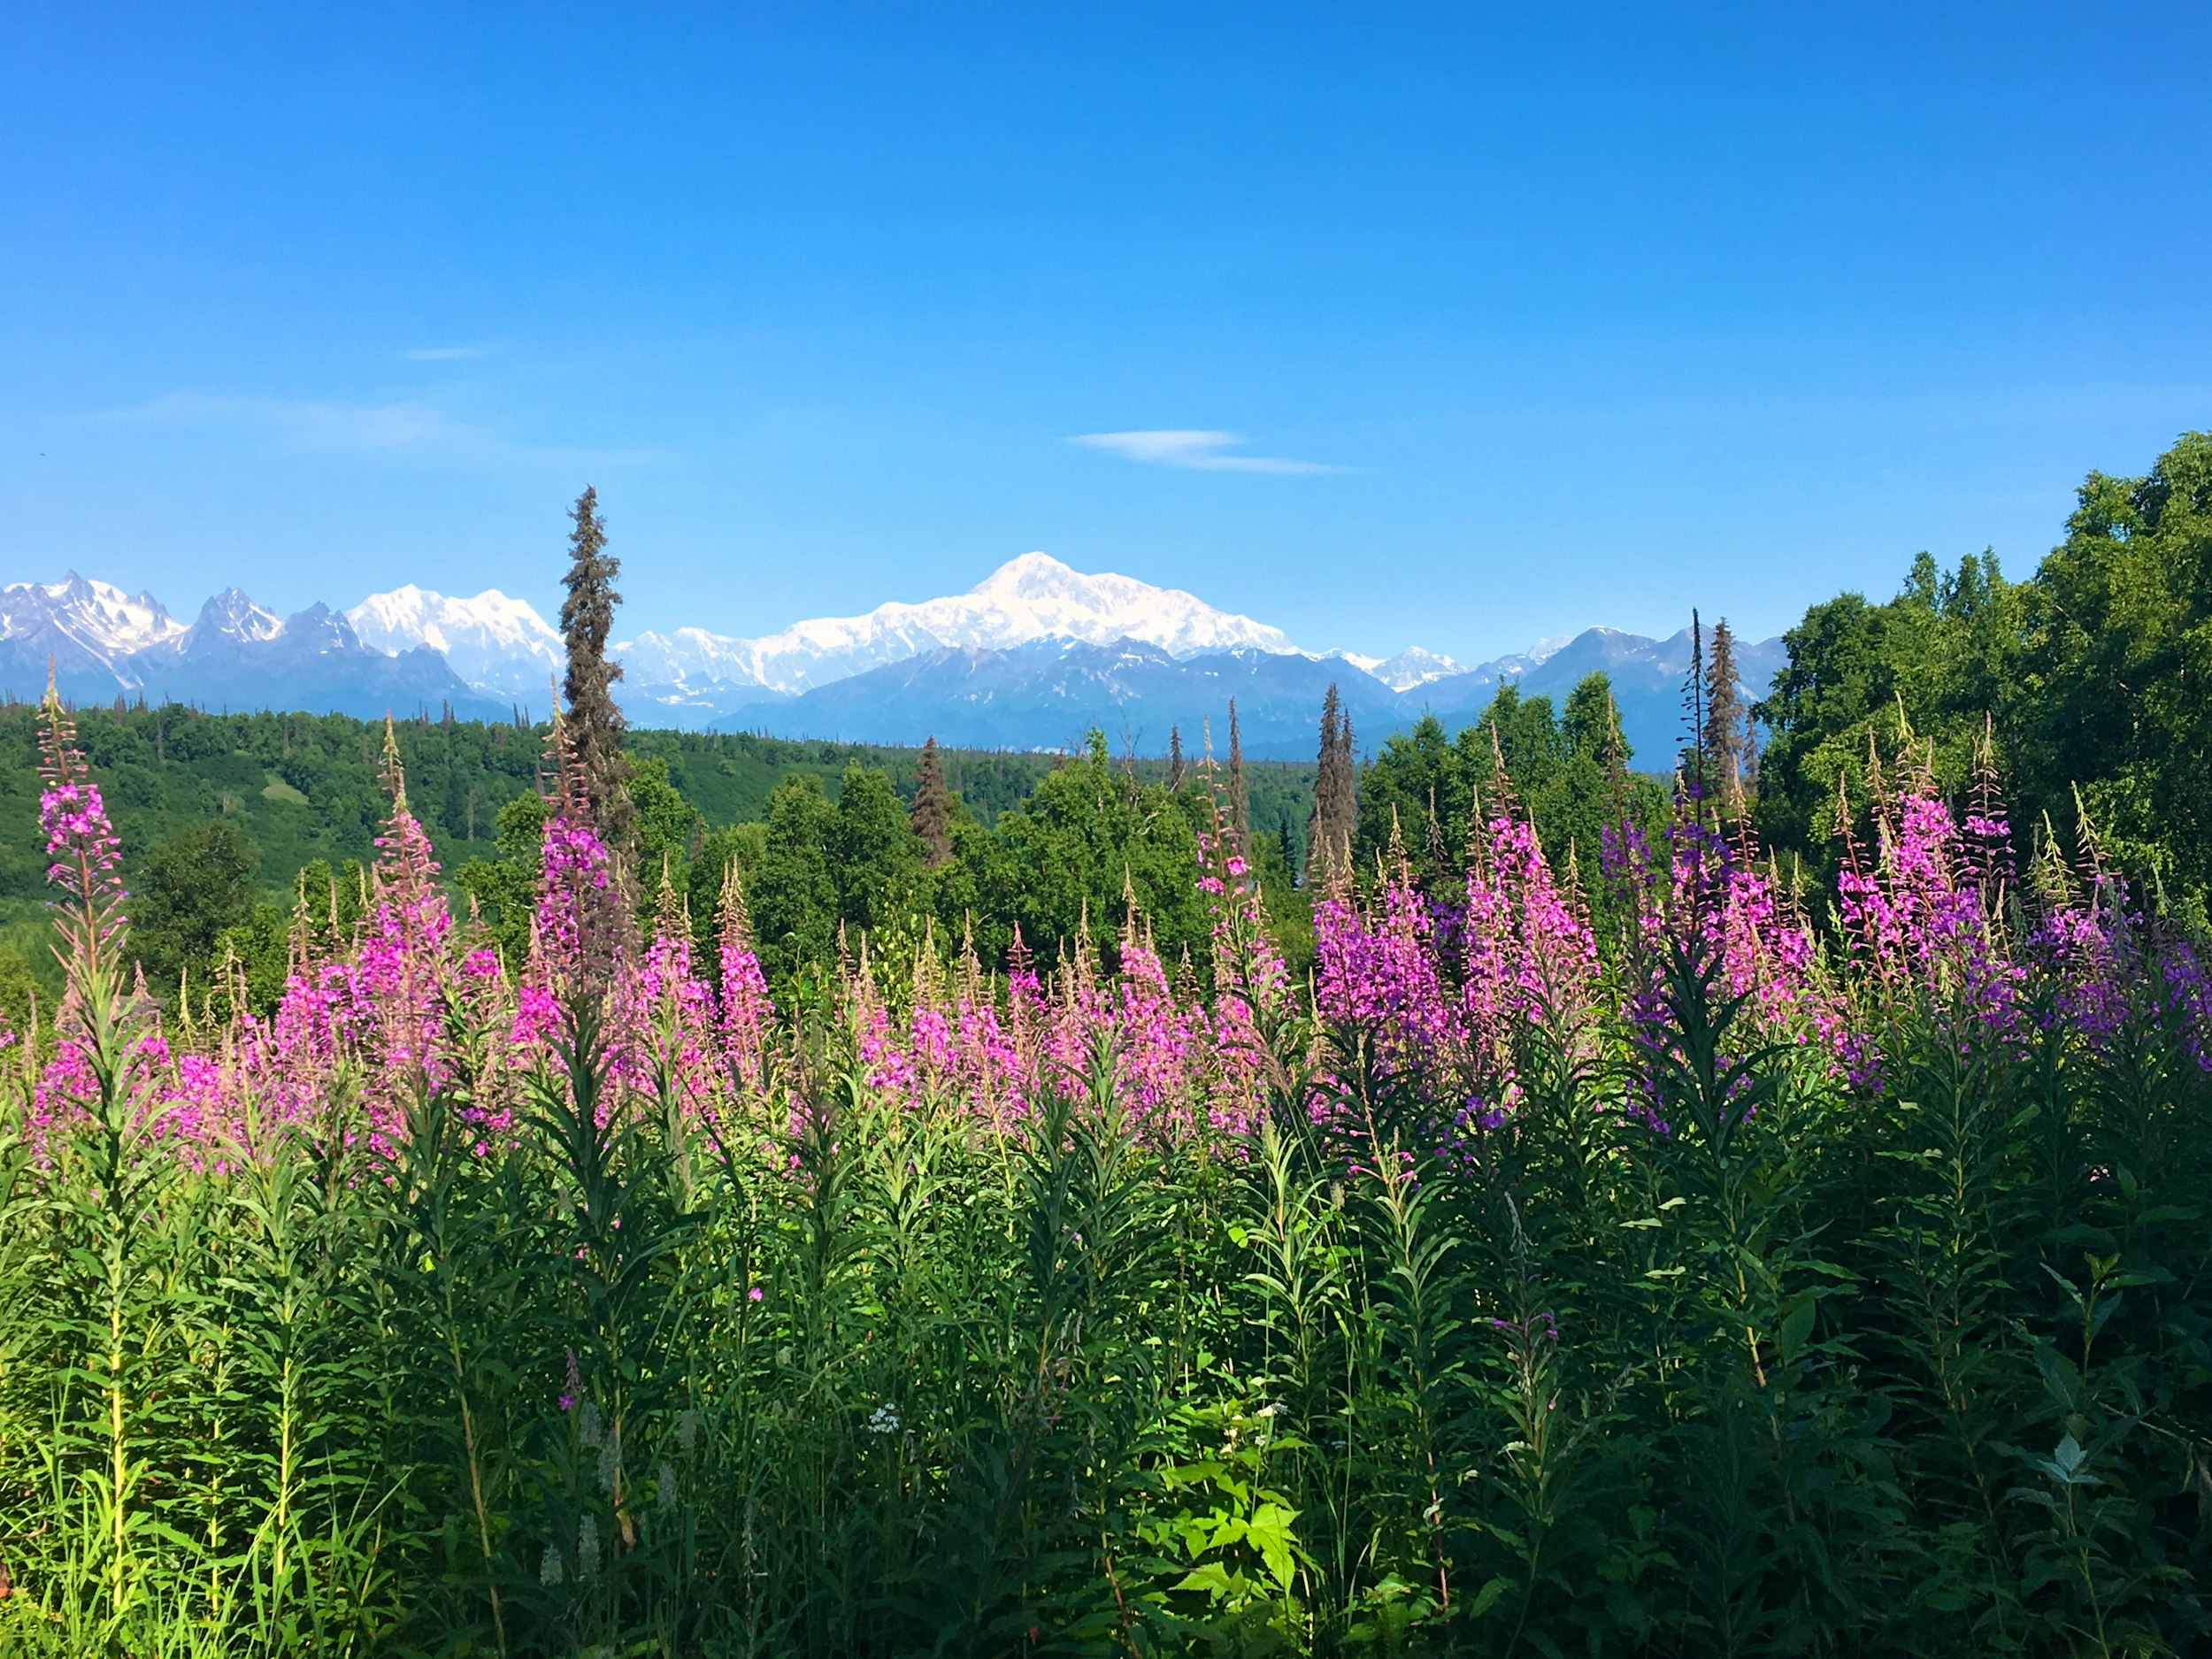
[1, 661, 2206, 1657]
[2, 432, 2209, 1656]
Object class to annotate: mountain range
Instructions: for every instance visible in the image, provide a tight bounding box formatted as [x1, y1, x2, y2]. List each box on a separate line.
[0, 573, 505, 721]
[0, 555, 1783, 766]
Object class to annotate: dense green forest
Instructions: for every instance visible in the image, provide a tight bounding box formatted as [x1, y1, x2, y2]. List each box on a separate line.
[0, 703, 1320, 1012]
[1751, 429, 2212, 921]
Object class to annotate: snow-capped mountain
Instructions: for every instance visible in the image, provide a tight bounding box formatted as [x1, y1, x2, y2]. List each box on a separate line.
[0, 572, 187, 686]
[2, 556, 1785, 766]
[182, 588, 285, 652]
[0, 574, 504, 719]
[1356, 646, 1466, 692]
[620, 551, 1302, 703]
[726, 624, 1787, 765]
[1413, 625, 1788, 764]
[349, 585, 565, 700]
[741, 637, 1410, 759]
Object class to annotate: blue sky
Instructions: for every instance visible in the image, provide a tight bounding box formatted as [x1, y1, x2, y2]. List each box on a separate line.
[7, 3, 2209, 662]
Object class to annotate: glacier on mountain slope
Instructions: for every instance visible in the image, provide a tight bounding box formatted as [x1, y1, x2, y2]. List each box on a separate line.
[0, 573, 187, 683]
[0, 573, 495, 718]
[348, 585, 565, 700]
[617, 551, 1303, 696]
[1363, 646, 1467, 691]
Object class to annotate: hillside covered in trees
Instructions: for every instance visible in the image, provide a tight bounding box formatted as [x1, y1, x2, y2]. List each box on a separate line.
[0, 699, 1321, 1017]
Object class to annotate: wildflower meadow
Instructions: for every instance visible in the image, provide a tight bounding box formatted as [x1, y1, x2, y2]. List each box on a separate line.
[1, 687, 2206, 1658]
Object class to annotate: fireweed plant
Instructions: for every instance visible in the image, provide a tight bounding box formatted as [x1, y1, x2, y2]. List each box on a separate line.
[0, 687, 2206, 1658]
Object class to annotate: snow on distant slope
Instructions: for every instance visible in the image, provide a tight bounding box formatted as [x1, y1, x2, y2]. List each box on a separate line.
[349, 585, 565, 699]
[1367, 646, 1465, 691]
[189, 588, 285, 648]
[621, 551, 1304, 696]
[0, 573, 186, 683]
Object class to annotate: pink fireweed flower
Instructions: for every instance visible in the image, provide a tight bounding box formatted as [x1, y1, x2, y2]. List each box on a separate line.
[1461, 817, 1598, 1057]
[627, 916, 720, 1119]
[1113, 930, 1200, 1133]
[533, 815, 615, 991]
[37, 695, 131, 980]
[2026, 873, 2133, 1052]
[1194, 798, 1291, 1110]
[337, 745, 460, 1145]
[1315, 876, 1470, 1114]
[714, 872, 776, 1099]
[1717, 859, 1829, 1040]
[2158, 939, 2212, 1072]
[1836, 791, 2024, 1053]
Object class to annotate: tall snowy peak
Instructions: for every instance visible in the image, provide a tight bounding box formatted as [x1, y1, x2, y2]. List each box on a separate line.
[349, 585, 565, 699]
[623, 550, 1302, 695]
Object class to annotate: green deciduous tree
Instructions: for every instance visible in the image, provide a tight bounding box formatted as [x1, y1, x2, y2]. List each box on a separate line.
[964, 730, 1208, 974]
[748, 773, 841, 987]
[629, 755, 703, 904]
[455, 792, 549, 970]
[828, 763, 927, 940]
[2012, 430, 2212, 918]
[1753, 550, 2017, 868]
[132, 819, 257, 998]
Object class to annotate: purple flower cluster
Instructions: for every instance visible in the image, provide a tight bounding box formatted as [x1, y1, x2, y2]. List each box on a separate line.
[12, 698, 2212, 1184]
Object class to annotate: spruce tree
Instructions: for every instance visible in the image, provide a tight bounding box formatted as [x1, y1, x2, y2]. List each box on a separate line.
[911, 734, 954, 867]
[1305, 682, 1357, 887]
[1226, 698, 1249, 853]
[1704, 616, 1749, 817]
[1333, 697, 1356, 874]
[1680, 609, 1708, 800]
[1167, 725, 1186, 790]
[559, 485, 632, 848]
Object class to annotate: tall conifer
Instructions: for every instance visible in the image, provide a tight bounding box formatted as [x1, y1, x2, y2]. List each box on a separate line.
[1226, 698, 1249, 852]
[1305, 682, 1356, 887]
[911, 735, 954, 867]
[559, 486, 632, 848]
[1680, 609, 1708, 800]
[1167, 725, 1186, 790]
[1704, 617, 1749, 818]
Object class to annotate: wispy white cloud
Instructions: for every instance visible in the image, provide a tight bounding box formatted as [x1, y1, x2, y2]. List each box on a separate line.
[1071, 429, 1346, 474]
[97, 391, 479, 449]
[89, 390, 639, 466]
[405, 344, 488, 361]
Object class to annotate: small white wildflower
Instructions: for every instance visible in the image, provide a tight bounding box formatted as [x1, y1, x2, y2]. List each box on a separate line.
[868, 1402, 901, 1435]
[577, 1513, 600, 1579]
[540, 1544, 564, 1586]
[597, 1423, 621, 1495]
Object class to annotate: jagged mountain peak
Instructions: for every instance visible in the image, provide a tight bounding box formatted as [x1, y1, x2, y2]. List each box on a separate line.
[0, 572, 186, 658]
[192, 588, 285, 643]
